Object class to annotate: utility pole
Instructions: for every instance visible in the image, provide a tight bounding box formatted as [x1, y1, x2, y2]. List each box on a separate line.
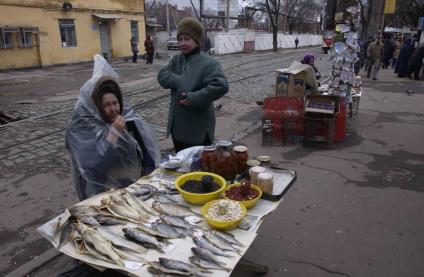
[226, 0, 230, 32]
[166, 0, 170, 37]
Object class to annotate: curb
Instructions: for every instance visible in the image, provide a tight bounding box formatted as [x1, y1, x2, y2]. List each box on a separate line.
[4, 248, 60, 277]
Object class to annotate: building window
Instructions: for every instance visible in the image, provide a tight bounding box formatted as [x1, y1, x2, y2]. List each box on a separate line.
[0, 28, 18, 49]
[131, 21, 139, 41]
[59, 19, 77, 47]
[19, 28, 33, 48]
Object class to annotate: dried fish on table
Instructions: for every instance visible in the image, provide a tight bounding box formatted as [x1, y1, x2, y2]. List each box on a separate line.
[153, 193, 178, 203]
[94, 215, 128, 226]
[123, 227, 167, 252]
[101, 196, 147, 223]
[148, 262, 191, 276]
[74, 221, 124, 266]
[160, 215, 197, 229]
[190, 247, 230, 270]
[136, 224, 175, 240]
[212, 231, 244, 247]
[131, 183, 159, 194]
[96, 226, 146, 254]
[69, 205, 100, 226]
[152, 202, 200, 218]
[151, 222, 184, 239]
[159, 257, 211, 274]
[203, 232, 241, 253]
[120, 190, 158, 216]
[192, 237, 235, 258]
[189, 256, 231, 272]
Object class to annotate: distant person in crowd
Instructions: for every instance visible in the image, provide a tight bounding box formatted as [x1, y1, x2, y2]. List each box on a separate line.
[362, 37, 374, 71]
[204, 37, 212, 54]
[366, 38, 383, 80]
[408, 45, 424, 80]
[295, 37, 299, 49]
[144, 35, 155, 64]
[355, 40, 365, 75]
[412, 34, 420, 50]
[66, 55, 160, 200]
[157, 17, 229, 153]
[392, 36, 402, 68]
[301, 54, 321, 80]
[130, 37, 139, 63]
[382, 36, 394, 69]
[395, 38, 413, 78]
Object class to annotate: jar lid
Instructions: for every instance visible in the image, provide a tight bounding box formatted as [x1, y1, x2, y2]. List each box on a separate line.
[203, 145, 217, 151]
[217, 140, 232, 147]
[257, 155, 271, 162]
[250, 166, 266, 174]
[258, 172, 273, 180]
[233, 145, 248, 152]
[246, 159, 261, 167]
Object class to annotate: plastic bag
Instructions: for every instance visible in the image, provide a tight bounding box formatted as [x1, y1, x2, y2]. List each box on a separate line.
[160, 146, 204, 173]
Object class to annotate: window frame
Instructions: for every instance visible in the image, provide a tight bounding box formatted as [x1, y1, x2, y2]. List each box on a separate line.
[0, 27, 18, 49]
[130, 20, 139, 41]
[59, 19, 77, 47]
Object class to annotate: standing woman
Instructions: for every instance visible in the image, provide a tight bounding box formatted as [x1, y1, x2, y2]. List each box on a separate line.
[157, 17, 229, 152]
[144, 35, 155, 64]
[395, 38, 413, 78]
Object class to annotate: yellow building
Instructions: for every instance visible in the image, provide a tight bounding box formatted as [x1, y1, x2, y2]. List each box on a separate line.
[0, 0, 146, 70]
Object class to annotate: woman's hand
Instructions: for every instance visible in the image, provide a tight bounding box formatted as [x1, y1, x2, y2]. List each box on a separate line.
[179, 92, 190, 106]
[107, 115, 125, 144]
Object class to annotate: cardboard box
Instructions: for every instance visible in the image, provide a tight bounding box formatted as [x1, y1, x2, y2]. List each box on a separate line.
[276, 61, 318, 97]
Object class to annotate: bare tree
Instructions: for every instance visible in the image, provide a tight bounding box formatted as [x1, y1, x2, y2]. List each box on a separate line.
[285, 0, 320, 34]
[385, 0, 424, 27]
[248, 0, 282, 52]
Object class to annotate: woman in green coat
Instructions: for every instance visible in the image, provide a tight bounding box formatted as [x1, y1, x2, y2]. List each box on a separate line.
[157, 17, 229, 152]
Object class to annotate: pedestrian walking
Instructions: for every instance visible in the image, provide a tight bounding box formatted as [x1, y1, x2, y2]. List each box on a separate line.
[362, 37, 373, 71]
[408, 45, 424, 80]
[382, 37, 394, 69]
[366, 38, 383, 80]
[295, 37, 299, 49]
[204, 37, 211, 54]
[392, 36, 402, 68]
[395, 38, 413, 78]
[66, 55, 160, 200]
[144, 35, 155, 64]
[130, 37, 139, 63]
[157, 17, 229, 153]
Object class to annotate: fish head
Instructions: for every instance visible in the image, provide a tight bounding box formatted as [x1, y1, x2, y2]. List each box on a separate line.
[73, 221, 89, 235]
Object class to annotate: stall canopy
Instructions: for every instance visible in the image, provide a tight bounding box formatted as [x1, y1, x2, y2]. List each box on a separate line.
[92, 14, 123, 22]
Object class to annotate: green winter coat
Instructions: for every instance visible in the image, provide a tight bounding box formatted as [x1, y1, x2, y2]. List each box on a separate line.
[157, 51, 229, 144]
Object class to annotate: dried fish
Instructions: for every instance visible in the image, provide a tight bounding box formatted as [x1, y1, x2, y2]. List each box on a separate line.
[94, 215, 128, 226]
[120, 191, 156, 217]
[74, 221, 123, 266]
[138, 193, 154, 201]
[153, 193, 178, 203]
[189, 256, 230, 272]
[152, 202, 200, 217]
[152, 222, 183, 239]
[213, 231, 244, 247]
[102, 197, 146, 223]
[96, 226, 146, 254]
[136, 224, 174, 239]
[159, 257, 211, 274]
[132, 183, 159, 194]
[148, 262, 191, 275]
[69, 206, 100, 226]
[173, 226, 194, 237]
[203, 232, 242, 253]
[191, 247, 228, 268]
[159, 189, 180, 195]
[192, 237, 235, 258]
[160, 215, 196, 229]
[123, 227, 166, 252]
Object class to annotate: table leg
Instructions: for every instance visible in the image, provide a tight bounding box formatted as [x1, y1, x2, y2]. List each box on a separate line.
[237, 258, 269, 274]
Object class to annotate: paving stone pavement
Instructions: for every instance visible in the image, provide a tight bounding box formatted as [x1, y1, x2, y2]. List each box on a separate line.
[0, 47, 332, 276]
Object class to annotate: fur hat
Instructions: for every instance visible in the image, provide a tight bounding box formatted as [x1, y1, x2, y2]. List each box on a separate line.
[177, 17, 204, 46]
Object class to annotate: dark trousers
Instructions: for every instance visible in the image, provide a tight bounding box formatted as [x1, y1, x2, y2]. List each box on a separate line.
[172, 135, 212, 153]
[409, 63, 422, 80]
[132, 51, 138, 63]
[146, 53, 154, 64]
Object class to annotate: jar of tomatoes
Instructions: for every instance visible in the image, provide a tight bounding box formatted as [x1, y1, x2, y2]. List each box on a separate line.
[215, 141, 237, 181]
[233, 145, 249, 175]
[201, 145, 218, 173]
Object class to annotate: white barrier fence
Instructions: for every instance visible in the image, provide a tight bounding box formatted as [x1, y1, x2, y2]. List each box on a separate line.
[213, 32, 321, 55]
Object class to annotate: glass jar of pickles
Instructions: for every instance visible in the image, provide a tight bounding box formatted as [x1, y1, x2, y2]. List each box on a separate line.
[233, 145, 249, 175]
[215, 141, 237, 181]
[201, 145, 218, 173]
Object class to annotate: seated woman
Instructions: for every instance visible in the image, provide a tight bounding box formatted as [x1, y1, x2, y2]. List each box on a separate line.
[66, 55, 160, 200]
[301, 54, 321, 80]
